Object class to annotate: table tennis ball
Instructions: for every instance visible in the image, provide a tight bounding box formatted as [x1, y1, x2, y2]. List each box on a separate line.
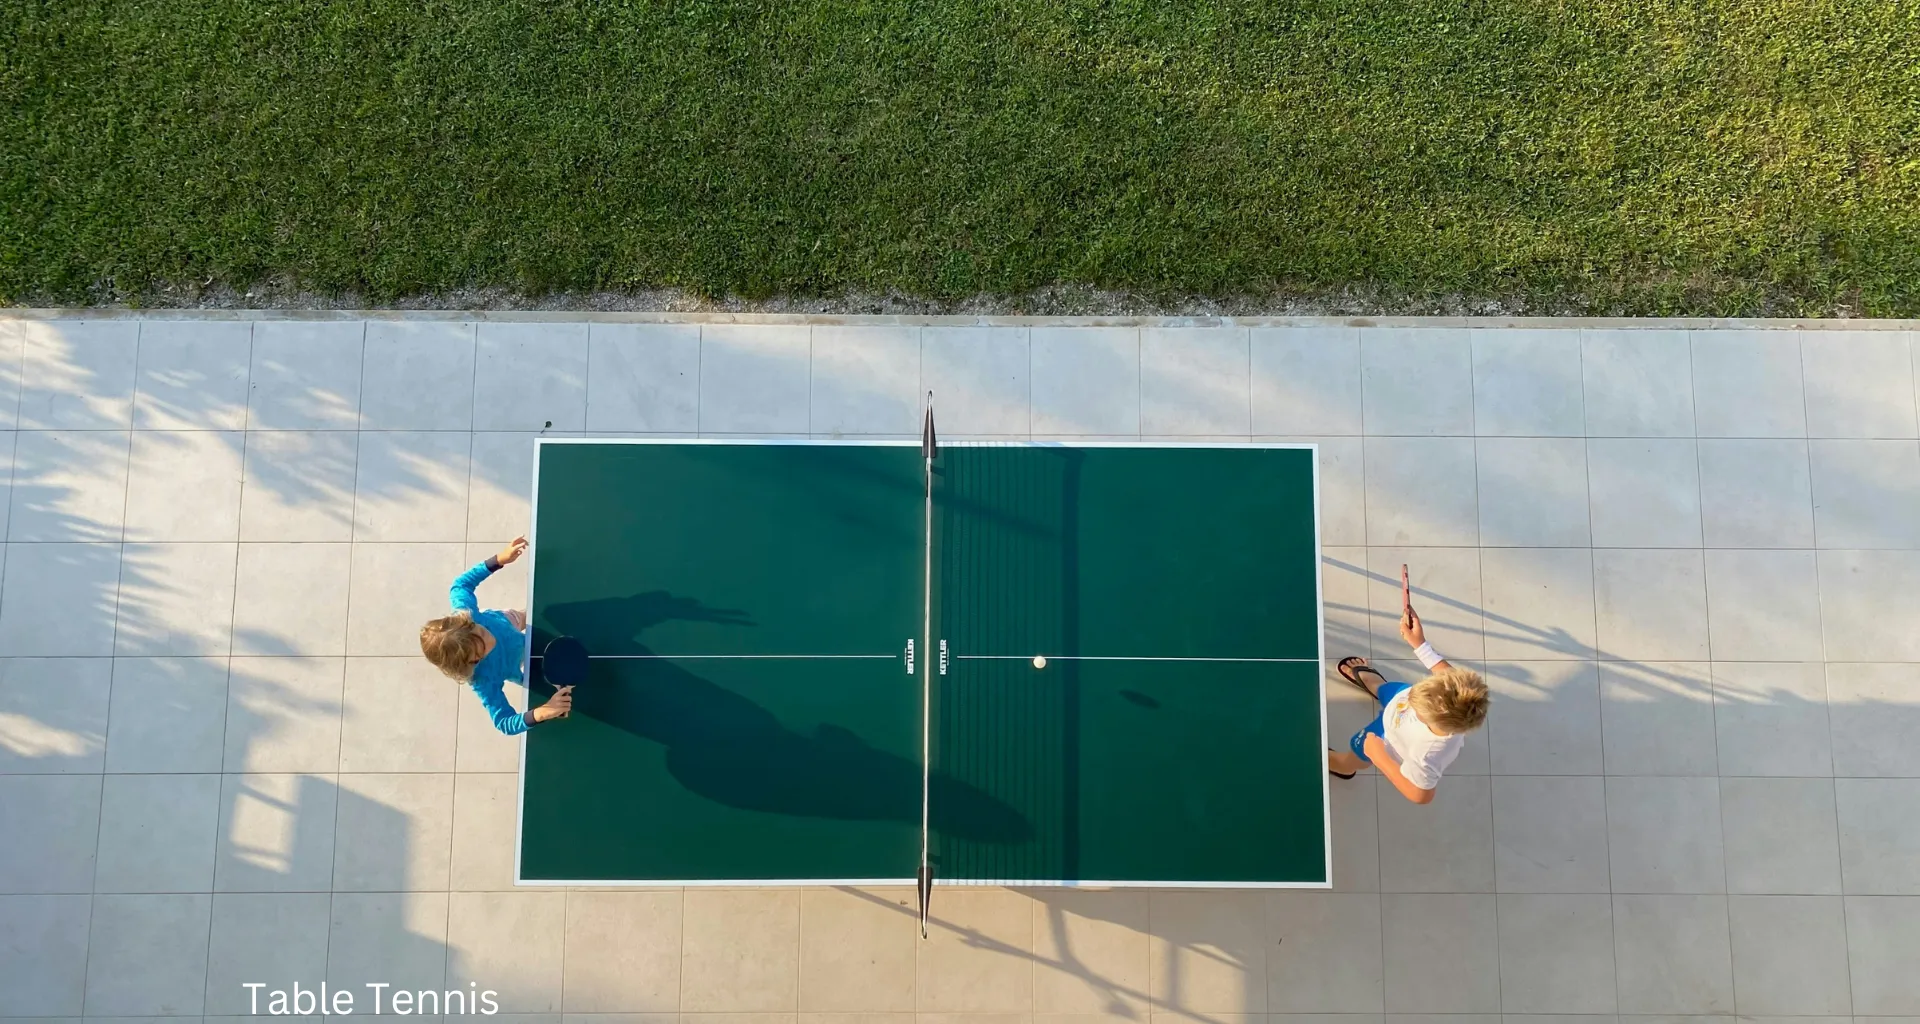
[1033, 655, 1047, 669]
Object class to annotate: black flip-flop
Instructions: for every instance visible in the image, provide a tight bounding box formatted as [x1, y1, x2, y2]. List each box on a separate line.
[1336, 656, 1386, 698]
[1327, 749, 1356, 780]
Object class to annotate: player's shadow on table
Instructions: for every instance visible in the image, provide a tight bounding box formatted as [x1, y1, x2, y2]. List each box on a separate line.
[541, 594, 1032, 845]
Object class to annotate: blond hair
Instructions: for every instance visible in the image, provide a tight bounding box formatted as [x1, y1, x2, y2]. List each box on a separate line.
[420, 611, 489, 680]
[1408, 667, 1490, 734]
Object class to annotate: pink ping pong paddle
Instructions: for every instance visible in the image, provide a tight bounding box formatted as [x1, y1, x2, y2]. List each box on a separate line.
[1400, 564, 1412, 623]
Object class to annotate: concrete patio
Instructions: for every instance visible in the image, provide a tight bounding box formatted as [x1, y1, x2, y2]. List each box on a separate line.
[1, 311, 1916, 1022]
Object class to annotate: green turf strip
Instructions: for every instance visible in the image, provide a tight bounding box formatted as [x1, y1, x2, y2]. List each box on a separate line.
[4, 0, 1917, 312]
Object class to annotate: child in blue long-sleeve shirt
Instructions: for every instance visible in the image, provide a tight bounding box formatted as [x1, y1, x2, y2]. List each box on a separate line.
[419, 536, 571, 734]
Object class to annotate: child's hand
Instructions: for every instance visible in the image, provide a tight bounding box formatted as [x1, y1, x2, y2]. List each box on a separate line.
[533, 685, 573, 723]
[496, 536, 528, 566]
[1399, 607, 1427, 649]
[1363, 732, 1389, 762]
[505, 609, 527, 631]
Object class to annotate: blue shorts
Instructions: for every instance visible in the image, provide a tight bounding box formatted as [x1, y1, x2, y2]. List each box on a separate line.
[1348, 681, 1412, 763]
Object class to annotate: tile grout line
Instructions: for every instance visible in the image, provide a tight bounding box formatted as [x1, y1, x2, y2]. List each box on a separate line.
[323, 319, 369, 984]
[1461, 327, 1510, 1016]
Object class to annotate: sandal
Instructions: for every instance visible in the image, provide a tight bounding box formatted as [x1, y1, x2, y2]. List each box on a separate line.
[1336, 656, 1386, 699]
[1327, 749, 1356, 780]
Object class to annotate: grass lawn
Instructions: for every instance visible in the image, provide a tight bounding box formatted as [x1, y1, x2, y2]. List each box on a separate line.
[3, 0, 1917, 313]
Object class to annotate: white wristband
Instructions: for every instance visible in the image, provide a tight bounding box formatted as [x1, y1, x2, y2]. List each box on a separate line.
[1414, 641, 1444, 669]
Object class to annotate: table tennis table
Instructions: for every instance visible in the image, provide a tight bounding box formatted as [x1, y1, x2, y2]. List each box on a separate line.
[514, 434, 1329, 897]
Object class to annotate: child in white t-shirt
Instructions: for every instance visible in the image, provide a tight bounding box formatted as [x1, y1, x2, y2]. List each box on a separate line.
[1327, 607, 1490, 805]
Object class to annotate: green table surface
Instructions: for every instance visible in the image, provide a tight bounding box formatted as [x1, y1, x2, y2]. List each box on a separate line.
[519, 441, 1326, 885]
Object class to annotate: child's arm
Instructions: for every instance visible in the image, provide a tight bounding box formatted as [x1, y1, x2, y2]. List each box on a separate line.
[450, 536, 528, 612]
[1399, 607, 1452, 672]
[1364, 733, 1438, 805]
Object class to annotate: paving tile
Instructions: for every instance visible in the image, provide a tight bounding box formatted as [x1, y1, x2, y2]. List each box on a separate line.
[680, 889, 801, 1011]
[794, 888, 916, 1011]
[1360, 328, 1473, 436]
[104, 657, 229, 773]
[1381, 894, 1499, 1012]
[93, 772, 220, 893]
[338, 657, 457, 772]
[1320, 546, 1372, 668]
[1032, 890, 1149, 1014]
[1801, 330, 1916, 438]
[1470, 328, 1585, 437]
[921, 327, 1029, 435]
[204, 892, 333, 1014]
[19, 320, 139, 429]
[238, 430, 358, 541]
[1329, 772, 1381, 892]
[113, 542, 236, 656]
[1720, 777, 1841, 896]
[1251, 326, 1362, 435]
[1140, 327, 1250, 435]
[448, 891, 567, 1011]
[1587, 438, 1703, 547]
[1366, 547, 1483, 662]
[1612, 894, 1735, 1014]
[1030, 327, 1140, 435]
[1690, 330, 1807, 438]
[1710, 662, 1831, 777]
[123, 430, 244, 541]
[9, 429, 130, 541]
[213, 772, 338, 892]
[83, 893, 210, 1015]
[1379, 775, 1494, 892]
[1846, 895, 1920, 1013]
[1826, 662, 1920, 776]
[586, 323, 701, 432]
[917, 889, 1032, 1011]
[134, 320, 252, 430]
[1696, 439, 1815, 547]
[1364, 437, 1479, 547]
[1582, 329, 1696, 437]
[232, 543, 350, 656]
[0, 774, 100, 893]
[326, 891, 449, 997]
[345, 542, 470, 656]
[1599, 661, 1719, 777]
[1475, 438, 1591, 547]
[0, 657, 111, 773]
[1703, 549, 1823, 660]
[331, 772, 454, 891]
[0, 894, 90, 1015]
[0, 542, 122, 657]
[1486, 661, 1603, 775]
[1147, 889, 1267, 1013]
[808, 325, 922, 436]
[223, 656, 344, 773]
[360, 320, 476, 430]
[1809, 439, 1920, 548]
[1727, 896, 1851, 1014]
[1837, 778, 1920, 894]
[1492, 775, 1610, 893]
[463, 433, 537, 541]
[1607, 776, 1726, 894]
[1481, 549, 1596, 660]
[448, 772, 518, 891]
[1496, 894, 1616, 1012]
[1817, 550, 1920, 661]
[247, 320, 364, 429]
[563, 890, 682, 1011]
[0, 429, 14, 539]
[352, 430, 472, 542]
[474, 322, 589, 431]
[699, 325, 812, 434]
[1267, 892, 1384, 1012]
[1593, 550, 1710, 661]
